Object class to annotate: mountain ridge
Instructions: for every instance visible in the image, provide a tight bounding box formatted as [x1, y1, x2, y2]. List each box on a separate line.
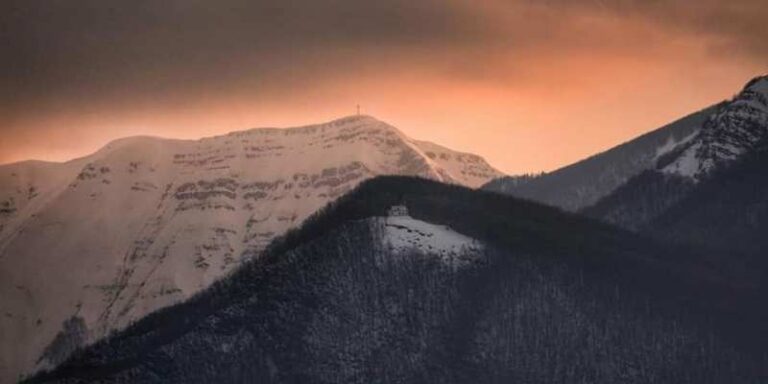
[484, 75, 768, 219]
[0, 115, 503, 382]
[483, 103, 720, 211]
[660, 75, 768, 179]
[585, 75, 768, 230]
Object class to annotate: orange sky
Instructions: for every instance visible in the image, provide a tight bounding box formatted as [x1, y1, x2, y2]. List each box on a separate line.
[1, 0, 765, 174]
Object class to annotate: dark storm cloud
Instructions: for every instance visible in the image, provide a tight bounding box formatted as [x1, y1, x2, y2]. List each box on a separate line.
[0, 0, 765, 170]
[523, 0, 768, 56]
[1, 0, 766, 142]
[0, 0, 487, 110]
[1, 0, 765, 110]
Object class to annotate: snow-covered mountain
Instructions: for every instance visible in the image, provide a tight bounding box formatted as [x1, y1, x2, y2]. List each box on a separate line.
[0, 115, 502, 381]
[586, 75, 768, 230]
[485, 75, 768, 221]
[483, 104, 718, 211]
[661, 76, 768, 179]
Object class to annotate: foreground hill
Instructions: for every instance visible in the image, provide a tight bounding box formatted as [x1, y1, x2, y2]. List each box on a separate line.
[0, 116, 502, 381]
[29, 177, 766, 383]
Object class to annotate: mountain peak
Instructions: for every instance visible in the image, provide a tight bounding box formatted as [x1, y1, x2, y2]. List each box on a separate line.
[328, 114, 380, 124]
[94, 115, 386, 153]
[225, 114, 385, 136]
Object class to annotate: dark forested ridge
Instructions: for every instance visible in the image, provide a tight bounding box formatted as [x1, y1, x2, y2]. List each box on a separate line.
[28, 177, 767, 383]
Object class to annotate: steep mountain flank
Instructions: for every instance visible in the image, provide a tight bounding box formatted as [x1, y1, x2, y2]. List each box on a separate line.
[586, 76, 768, 230]
[484, 104, 717, 210]
[0, 116, 502, 381]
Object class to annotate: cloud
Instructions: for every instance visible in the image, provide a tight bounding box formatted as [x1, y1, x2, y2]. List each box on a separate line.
[1, 0, 764, 109]
[0, 0, 764, 170]
[516, 0, 768, 58]
[0, 0, 483, 105]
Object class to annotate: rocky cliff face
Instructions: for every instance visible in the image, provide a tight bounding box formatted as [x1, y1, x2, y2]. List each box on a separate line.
[0, 115, 502, 381]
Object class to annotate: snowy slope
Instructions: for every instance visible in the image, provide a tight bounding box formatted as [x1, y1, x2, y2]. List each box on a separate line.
[483, 105, 715, 211]
[412, 140, 502, 188]
[0, 115, 503, 381]
[662, 75, 768, 179]
[486, 75, 768, 213]
[584, 75, 768, 230]
[0, 159, 92, 249]
[377, 215, 483, 266]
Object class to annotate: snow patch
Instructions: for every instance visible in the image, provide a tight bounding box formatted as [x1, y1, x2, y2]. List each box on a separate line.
[662, 142, 704, 178]
[379, 215, 482, 265]
[654, 131, 698, 160]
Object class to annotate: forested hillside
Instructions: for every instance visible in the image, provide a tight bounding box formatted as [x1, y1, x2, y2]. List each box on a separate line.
[28, 177, 766, 383]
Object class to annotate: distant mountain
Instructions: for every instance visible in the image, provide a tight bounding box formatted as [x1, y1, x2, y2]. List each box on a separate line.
[483, 104, 719, 211]
[483, 74, 768, 254]
[28, 177, 766, 383]
[581, 144, 768, 288]
[585, 75, 768, 231]
[661, 75, 768, 179]
[0, 116, 502, 381]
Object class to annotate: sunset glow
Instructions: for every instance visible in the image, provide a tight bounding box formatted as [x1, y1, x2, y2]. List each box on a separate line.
[1, 0, 765, 174]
